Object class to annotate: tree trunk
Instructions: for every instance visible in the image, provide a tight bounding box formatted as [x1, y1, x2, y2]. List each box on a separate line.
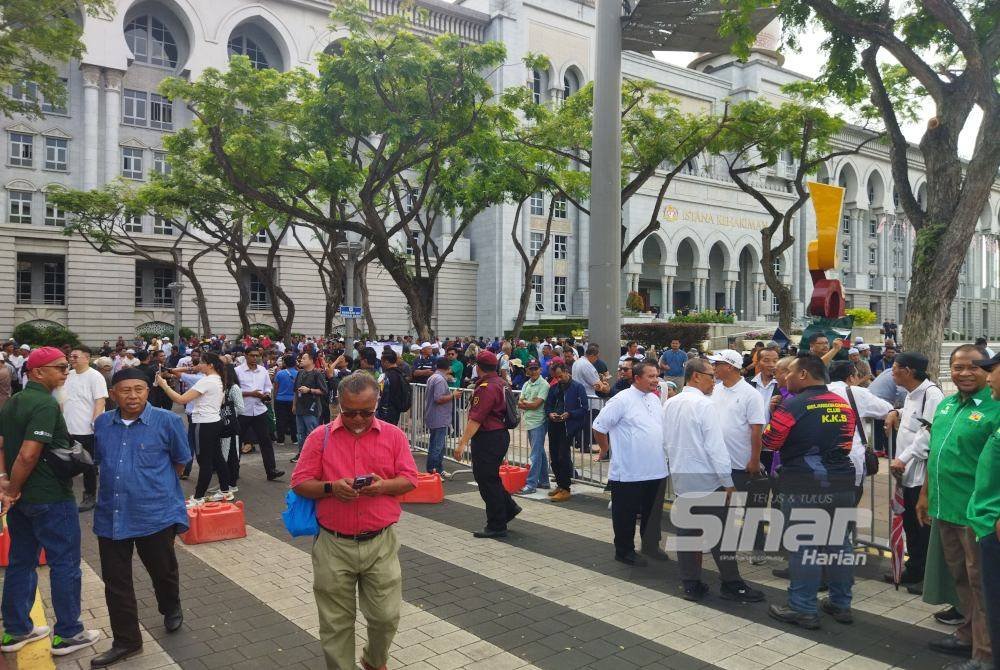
[226, 259, 252, 337]
[183, 271, 212, 337]
[355, 261, 379, 339]
[268, 281, 296, 341]
[760, 243, 793, 333]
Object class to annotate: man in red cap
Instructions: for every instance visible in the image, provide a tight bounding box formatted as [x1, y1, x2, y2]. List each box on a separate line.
[0, 347, 101, 656]
[455, 350, 520, 538]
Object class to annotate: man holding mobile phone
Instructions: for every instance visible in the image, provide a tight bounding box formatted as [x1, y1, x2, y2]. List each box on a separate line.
[290, 373, 418, 670]
[235, 346, 283, 481]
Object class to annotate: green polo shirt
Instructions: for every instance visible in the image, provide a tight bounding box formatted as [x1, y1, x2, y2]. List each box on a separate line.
[0, 380, 74, 504]
[968, 423, 1000, 540]
[927, 386, 1000, 526]
[519, 376, 550, 430]
[514, 347, 530, 365]
[449, 359, 464, 389]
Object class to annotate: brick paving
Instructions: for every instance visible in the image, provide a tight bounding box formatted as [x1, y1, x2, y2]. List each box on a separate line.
[1, 442, 961, 669]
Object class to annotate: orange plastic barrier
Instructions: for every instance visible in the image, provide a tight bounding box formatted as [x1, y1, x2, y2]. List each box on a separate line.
[180, 500, 247, 545]
[0, 520, 46, 567]
[500, 464, 529, 494]
[398, 473, 444, 504]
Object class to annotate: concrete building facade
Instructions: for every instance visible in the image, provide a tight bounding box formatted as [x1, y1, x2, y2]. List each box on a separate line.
[2, 0, 999, 342]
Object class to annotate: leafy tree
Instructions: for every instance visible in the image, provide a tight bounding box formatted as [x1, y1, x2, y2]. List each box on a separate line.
[0, 0, 110, 118]
[509, 73, 731, 266]
[158, 2, 512, 340]
[710, 97, 879, 331]
[291, 226, 347, 337]
[723, 0, 1000, 370]
[51, 184, 220, 336]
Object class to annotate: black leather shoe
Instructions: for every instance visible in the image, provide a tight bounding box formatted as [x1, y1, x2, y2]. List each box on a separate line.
[720, 581, 765, 603]
[473, 527, 508, 539]
[507, 504, 522, 522]
[820, 597, 853, 624]
[641, 546, 671, 562]
[164, 608, 183, 633]
[906, 583, 924, 596]
[267, 470, 285, 481]
[929, 634, 973, 657]
[90, 645, 142, 668]
[772, 567, 790, 579]
[768, 604, 821, 630]
[942, 660, 990, 670]
[614, 551, 648, 567]
[682, 582, 709, 602]
[883, 570, 922, 585]
[934, 606, 966, 626]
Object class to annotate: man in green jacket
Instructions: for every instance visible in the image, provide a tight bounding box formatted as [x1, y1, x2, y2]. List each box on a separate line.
[968, 351, 1000, 670]
[918, 344, 998, 670]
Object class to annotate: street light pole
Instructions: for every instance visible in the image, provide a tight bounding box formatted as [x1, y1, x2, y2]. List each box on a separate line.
[168, 281, 184, 347]
[344, 253, 356, 355]
[589, 0, 624, 357]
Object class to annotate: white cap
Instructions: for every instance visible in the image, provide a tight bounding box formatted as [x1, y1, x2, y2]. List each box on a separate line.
[19, 344, 30, 351]
[854, 336, 864, 344]
[849, 348, 860, 355]
[410, 344, 421, 352]
[126, 348, 135, 354]
[707, 349, 743, 368]
[420, 341, 432, 349]
[858, 343, 870, 351]
[163, 336, 170, 341]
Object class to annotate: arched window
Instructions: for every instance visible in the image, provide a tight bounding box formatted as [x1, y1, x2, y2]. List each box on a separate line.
[531, 70, 543, 104]
[125, 15, 178, 68]
[228, 35, 270, 70]
[772, 256, 782, 274]
[563, 70, 580, 100]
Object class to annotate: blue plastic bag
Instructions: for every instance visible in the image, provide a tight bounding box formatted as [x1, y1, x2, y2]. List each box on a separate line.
[282, 489, 318, 537]
[281, 424, 329, 538]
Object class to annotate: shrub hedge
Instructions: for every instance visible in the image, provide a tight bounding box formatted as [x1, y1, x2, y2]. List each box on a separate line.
[12, 323, 81, 348]
[620, 323, 709, 351]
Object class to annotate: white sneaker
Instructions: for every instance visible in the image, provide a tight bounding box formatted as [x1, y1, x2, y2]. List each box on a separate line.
[186, 497, 204, 509]
[50, 629, 101, 656]
[207, 491, 234, 502]
[1, 625, 50, 652]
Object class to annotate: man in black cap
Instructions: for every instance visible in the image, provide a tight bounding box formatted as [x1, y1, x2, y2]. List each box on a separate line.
[884, 352, 945, 587]
[89, 368, 190, 667]
[455, 350, 520, 538]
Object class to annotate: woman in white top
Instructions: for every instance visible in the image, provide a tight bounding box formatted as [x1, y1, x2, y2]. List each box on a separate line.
[156, 351, 231, 505]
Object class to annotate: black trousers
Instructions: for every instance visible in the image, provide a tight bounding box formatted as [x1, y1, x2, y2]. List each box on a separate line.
[227, 438, 240, 485]
[193, 421, 229, 499]
[72, 434, 97, 496]
[640, 477, 668, 552]
[471, 428, 518, 531]
[237, 414, 278, 476]
[674, 491, 743, 586]
[182, 419, 196, 477]
[547, 422, 574, 490]
[731, 468, 772, 552]
[902, 484, 930, 577]
[98, 525, 180, 649]
[610, 479, 664, 557]
[274, 400, 297, 444]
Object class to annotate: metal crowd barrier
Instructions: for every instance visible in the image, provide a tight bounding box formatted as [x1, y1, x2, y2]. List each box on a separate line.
[402, 383, 892, 553]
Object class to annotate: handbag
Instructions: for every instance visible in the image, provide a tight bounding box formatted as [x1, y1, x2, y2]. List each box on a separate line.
[43, 439, 95, 480]
[219, 388, 238, 439]
[281, 424, 330, 537]
[846, 387, 879, 476]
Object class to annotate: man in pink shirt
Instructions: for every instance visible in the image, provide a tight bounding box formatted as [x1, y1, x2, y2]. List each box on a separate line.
[291, 373, 418, 670]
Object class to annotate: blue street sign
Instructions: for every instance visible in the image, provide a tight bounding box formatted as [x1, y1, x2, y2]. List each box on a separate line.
[339, 305, 363, 318]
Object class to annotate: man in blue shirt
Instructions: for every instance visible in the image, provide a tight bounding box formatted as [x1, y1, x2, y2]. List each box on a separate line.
[273, 355, 298, 446]
[89, 368, 190, 668]
[658, 339, 688, 385]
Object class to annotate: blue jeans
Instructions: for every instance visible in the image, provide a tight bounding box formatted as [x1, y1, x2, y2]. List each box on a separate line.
[295, 414, 321, 455]
[525, 423, 549, 489]
[782, 489, 856, 614]
[427, 427, 447, 474]
[1, 500, 84, 638]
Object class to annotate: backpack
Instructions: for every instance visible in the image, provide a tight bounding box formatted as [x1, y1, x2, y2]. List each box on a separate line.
[389, 368, 412, 413]
[219, 386, 239, 439]
[500, 382, 520, 429]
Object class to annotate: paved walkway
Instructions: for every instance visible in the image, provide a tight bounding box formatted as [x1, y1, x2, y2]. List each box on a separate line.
[2, 444, 961, 670]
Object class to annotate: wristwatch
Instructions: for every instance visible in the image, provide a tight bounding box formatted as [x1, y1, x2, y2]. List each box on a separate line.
[323, 482, 333, 495]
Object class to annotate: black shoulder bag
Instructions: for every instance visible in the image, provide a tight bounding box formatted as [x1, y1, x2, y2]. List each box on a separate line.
[846, 387, 878, 476]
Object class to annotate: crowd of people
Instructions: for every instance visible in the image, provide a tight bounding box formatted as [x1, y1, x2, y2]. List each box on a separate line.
[0, 327, 998, 670]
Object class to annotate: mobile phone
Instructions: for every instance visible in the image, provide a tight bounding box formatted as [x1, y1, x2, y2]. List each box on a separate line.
[352, 474, 374, 490]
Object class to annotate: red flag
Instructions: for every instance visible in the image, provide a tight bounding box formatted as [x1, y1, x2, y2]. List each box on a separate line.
[890, 482, 906, 590]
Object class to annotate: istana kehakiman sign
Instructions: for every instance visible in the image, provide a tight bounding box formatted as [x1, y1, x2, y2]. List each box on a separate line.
[662, 204, 769, 231]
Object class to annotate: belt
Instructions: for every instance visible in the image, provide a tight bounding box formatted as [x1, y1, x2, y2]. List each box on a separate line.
[320, 525, 388, 542]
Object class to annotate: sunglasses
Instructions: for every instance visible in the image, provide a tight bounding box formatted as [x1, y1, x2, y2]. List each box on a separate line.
[340, 409, 376, 418]
[40, 364, 70, 372]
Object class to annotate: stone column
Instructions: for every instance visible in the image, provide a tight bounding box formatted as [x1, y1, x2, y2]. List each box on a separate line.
[661, 273, 674, 316]
[81, 65, 101, 190]
[103, 69, 125, 184]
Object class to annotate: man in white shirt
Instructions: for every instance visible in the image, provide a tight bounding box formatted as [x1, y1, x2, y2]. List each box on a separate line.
[827, 361, 894, 493]
[750, 347, 780, 418]
[62, 345, 109, 512]
[160, 337, 172, 361]
[618, 341, 640, 365]
[119, 349, 140, 369]
[572, 345, 605, 399]
[592, 361, 667, 567]
[884, 352, 943, 585]
[709, 349, 770, 559]
[236, 346, 284, 481]
[663, 358, 765, 603]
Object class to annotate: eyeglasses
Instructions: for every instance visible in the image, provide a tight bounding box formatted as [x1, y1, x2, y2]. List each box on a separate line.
[340, 409, 376, 418]
[40, 364, 70, 372]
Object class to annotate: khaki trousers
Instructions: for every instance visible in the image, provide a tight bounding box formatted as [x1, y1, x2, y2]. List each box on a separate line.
[938, 519, 992, 662]
[312, 526, 402, 670]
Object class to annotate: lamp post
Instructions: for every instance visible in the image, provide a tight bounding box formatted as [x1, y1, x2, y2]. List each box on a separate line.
[167, 281, 184, 347]
[337, 230, 364, 356]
